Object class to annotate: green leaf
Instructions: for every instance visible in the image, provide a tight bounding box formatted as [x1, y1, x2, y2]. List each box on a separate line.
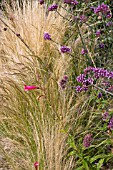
[97, 159, 104, 170]
[82, 160, 90, 170]
[90, 154, 113, 163]
[75, 165, 84, 170]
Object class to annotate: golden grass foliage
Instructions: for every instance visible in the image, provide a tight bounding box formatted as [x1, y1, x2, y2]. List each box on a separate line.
[0, 1, 79, 169]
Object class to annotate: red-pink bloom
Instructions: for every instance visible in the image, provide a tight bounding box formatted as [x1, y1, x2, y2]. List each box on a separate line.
[24, 85, 39, 91]
[34, 162, 39, 170]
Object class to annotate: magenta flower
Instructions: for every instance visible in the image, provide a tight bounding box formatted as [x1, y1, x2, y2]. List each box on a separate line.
[24, 85, 39, 91]
[60, 46, 71, 53]
[44, 32, 51, 40]
[48, 4, 58, 11]
[34, 162, 39, 170]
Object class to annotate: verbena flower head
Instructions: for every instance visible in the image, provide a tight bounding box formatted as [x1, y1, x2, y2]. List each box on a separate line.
[48, 4, 58, 11]
[76, 74, 85, 83]
[44, 32, 51, 40]
[24, 85, 39, 91]
[83, 134, 93, 148]
[39, 0, 44, 5]
[76, 66, 113, 93]
[108, 117, 113, 130]
[34, 162, 39, 170]
[81, 48, 88, 55]
[94, 3, 111, 18]
[59, 75, 68, 89]
[60, 46, 71, 53]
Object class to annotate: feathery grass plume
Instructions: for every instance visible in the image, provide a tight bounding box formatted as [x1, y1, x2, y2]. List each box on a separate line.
[0, 0, 77, 169]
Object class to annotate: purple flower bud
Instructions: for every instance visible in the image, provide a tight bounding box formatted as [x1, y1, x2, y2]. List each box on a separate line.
[39, 0, 44, 5]
[99, 43, 104, 48]
[60, 46, 71, 53]
[48, 4, 58, 11]
[98, 92, 102, 99]
[44, 32, 51, 40]
[83, 134, 93, 148]
[106, 13, 112, 18]
[59, 75, 68, 89]
[81, 48, 88, 55]
[102, 112, 109, 121]
[106, 22, 113, 27]
[63, 75, 68, 81]
[108, 117, 113, 130]
[96, 30, 101, 37]
[80, 15, 87, 23]
[3, 28, 7, 31]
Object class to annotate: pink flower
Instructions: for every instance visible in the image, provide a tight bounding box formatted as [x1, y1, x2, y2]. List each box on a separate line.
[34, 162, 39, 170]
[24, 85, 39, 91]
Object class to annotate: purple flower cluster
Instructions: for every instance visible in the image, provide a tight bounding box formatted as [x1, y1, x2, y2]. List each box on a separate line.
[64, 0, 78, 5]
[48, 4, 58, 11]
[76, 85, 88, 93]
[83, 134, 93, 148]
[108, 117, 113, 130]
[76, 67, 113, 93]
[84, 67, 113, 79]
[76, 74, 94, 84]
[76, 74, 93, 93]
[60, 46, 71, 53]
[59, 75, 68, 89]
[44, 32, 51, 40]
[94, 3, 112, 18]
